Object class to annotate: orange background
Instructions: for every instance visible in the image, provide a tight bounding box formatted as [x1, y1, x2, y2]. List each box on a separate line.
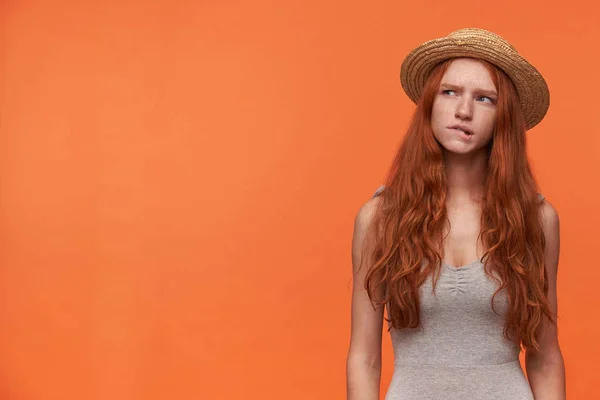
[1, 1, 599, 399]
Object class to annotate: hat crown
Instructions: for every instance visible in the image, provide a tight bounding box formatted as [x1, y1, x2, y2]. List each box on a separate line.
[447, 28, 517, 52]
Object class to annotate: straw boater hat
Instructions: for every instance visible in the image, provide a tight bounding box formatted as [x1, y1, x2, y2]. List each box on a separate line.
[400, 28, 549, 130]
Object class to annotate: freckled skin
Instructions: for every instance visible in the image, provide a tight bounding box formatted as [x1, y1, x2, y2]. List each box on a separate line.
[431, 58, 498, 156]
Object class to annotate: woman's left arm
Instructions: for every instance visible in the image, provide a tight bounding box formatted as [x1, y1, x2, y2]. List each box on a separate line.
[525, 199, 566, 399]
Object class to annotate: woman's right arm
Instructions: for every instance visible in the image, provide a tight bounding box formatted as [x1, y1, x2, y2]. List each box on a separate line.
[346, 197, 385, 400]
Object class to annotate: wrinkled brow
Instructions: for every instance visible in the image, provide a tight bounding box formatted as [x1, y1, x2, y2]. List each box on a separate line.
[440, 82, 498, 97]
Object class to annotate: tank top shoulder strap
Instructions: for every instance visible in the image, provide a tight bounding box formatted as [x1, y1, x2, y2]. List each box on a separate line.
[537, 192, 545, 201]
[372, 184, 385, 199]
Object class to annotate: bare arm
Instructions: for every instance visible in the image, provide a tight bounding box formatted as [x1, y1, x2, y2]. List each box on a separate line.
[525, 199, 566, 399]
[346, 197, 385, 400]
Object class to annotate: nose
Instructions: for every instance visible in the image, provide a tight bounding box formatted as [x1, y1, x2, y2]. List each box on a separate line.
[455, 97, 473, 120]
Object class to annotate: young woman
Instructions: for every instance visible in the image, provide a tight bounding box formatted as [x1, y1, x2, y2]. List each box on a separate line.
[346, 28, 566, 399]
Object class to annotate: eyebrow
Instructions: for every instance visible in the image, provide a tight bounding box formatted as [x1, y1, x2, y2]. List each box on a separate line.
[440, 82, 498, 97]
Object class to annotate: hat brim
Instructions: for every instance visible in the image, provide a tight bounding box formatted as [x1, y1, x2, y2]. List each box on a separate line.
[400, 32, 549, 131]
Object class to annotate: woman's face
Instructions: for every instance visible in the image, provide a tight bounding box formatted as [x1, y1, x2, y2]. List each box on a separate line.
[430, 58, 498, 155]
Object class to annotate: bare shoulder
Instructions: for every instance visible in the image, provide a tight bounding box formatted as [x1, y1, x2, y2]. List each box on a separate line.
[354, 185, 385, 229]
[352, 195, 383, 274]
[539, 197, 560, 235]
[354, 195, 382, 229]
[539, 196, 561, 271]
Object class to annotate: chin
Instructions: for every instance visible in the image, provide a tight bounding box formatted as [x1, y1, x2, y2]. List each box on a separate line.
[441, 142, 487, 156]
[442, 147, 472, 155]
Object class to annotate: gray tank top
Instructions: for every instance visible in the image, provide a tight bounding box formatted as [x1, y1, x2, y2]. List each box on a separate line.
[371, 185, 541, 399]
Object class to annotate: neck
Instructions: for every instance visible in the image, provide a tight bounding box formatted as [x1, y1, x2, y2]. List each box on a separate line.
[443, 149, 488, 204]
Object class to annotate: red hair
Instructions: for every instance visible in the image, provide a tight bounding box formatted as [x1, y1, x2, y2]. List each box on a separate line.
[360, 58, 556, 352]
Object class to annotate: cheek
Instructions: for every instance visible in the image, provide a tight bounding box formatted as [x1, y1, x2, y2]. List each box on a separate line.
[430, 100, 446, 127]
[477, 115, 496, 143]
[483, 112, 497, 134]
[430, 110, 443, 138]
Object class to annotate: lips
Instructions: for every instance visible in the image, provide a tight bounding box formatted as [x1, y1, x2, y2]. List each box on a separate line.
[448, 125, 473, 135]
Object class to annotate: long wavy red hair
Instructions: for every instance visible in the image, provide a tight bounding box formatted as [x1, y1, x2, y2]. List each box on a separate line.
[361, 57, 556, 352]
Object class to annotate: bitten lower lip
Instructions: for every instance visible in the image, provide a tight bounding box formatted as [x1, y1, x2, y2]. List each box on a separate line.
[448, 127, 473, 139]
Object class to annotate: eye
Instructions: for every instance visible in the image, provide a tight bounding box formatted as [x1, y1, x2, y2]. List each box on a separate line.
[442, 89, 456, 95]
[477, 96, 495, 104]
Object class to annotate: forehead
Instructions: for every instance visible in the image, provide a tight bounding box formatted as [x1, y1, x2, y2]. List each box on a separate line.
[441, 58, 496, 90]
